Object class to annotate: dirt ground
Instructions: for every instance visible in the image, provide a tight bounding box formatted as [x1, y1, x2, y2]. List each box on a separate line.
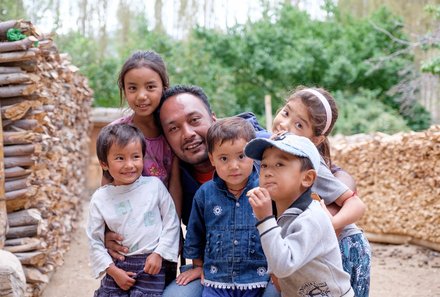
[41, 202, 440, 297]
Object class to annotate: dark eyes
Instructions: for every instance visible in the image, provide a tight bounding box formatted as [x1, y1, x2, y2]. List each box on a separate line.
[260, 163, 283, 168]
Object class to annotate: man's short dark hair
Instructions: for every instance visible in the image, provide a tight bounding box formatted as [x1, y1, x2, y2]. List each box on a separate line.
[158, 84, 213, 115]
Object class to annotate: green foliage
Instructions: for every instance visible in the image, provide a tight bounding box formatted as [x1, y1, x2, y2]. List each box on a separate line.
[333, 89, 409, 135]
[0, 0, 27, 21]
[54, 31, 120, 107]
[421, 56, 440, 75]
[169, 31, 240, 117]
[420, 5, 440, 76]
[50, 3, 431, 134]
[182, 4, 425, 132]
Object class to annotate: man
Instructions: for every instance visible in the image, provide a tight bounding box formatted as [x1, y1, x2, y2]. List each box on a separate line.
[106, 85, 278, 297]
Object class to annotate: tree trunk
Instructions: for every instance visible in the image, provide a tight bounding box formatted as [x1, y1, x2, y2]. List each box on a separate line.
[1, 100, 41, 121]
[5, 167, 32, 179]
[2, 60, 38, 72]
[0, 37, 37, 53]
[15, 251, 46, 267]
[0, 51, 37, 64]
[3, 119, 39, 130]
[5, 177, 28, 193]
[0, 84, 36, 98]
[0, 100, 6, 249]
[0, 20, 18, 39]
[7, 209, 41, 227]
[4, 237, 45, 253]
[6, 225, 39, 239]
[3, 131, 39, 145]
[22, 266, 49, 284]
[0, 72, 39, 85]
[4, 144, 35, 157]
[4, 156, 34, 168]
[0, 66, 23, 74]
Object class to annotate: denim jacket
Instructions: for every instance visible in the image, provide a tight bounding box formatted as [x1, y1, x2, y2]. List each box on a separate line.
[183, 168, 269, 289]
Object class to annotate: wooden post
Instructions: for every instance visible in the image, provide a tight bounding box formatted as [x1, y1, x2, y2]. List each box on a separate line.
[264, 94, 272, 133]
[0, 101, 6, 248]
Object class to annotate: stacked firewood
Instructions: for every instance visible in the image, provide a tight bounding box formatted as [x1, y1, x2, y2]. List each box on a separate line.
[0, 20, 93, 296]
[331, 125, 440, 251]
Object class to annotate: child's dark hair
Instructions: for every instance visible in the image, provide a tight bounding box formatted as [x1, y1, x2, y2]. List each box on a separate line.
[96, 124, 146, 181]
[287, 86, 338, 168]
[207, 117, 256, 154]
[298, 157, 315, 173]
[117, 50, 169, 105]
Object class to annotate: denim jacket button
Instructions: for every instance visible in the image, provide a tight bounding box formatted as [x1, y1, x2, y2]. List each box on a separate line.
[236, 202, 240, 207]
[232, 271, 237, 276]
[233, 240, 239, 245]
[250, 249, 255, 254]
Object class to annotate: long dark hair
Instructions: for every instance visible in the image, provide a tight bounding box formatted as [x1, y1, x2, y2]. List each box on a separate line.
[117, 50, 169, 106]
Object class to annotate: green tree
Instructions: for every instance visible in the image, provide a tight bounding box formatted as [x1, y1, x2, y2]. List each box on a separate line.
[55, 31, 120, 107]
[0, 0, 27, 21]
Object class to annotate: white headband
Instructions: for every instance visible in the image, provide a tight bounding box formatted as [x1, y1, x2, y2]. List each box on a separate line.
[302, 88, 332, 135]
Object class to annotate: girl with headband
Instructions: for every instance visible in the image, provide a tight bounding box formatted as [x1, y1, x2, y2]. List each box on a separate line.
[270, 86, 371, 297]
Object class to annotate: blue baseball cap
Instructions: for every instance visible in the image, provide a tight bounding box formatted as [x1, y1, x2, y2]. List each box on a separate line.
[244, 133, 320, 173]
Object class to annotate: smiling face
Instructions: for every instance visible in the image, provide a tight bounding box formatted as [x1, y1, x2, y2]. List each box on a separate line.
[159, 93, 216, 167]
[209, 138, 254, 191]
[123, 67, 163, 119]
[100, 140, 144, 186]
[259, 147, 314, 206]
[272, 98, 320, 144]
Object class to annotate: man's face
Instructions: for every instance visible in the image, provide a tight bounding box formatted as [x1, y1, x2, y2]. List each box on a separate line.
[160, 93, 215, 165]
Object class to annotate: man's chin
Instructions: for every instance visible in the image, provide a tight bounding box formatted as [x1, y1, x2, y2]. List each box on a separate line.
[180, 152, 209, 166]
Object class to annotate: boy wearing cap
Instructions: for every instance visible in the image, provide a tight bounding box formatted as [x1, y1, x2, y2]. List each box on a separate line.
[245, 133, 354, 297]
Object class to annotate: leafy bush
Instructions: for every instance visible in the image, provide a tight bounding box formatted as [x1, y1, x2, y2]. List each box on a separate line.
[333, 89, 409, 135]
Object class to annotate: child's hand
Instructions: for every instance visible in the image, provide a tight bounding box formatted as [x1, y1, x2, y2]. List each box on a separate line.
[144, 252, 162, 275]
[270, 131, 288, 139]
[106, 264, 136, 290]
[247, 187, 273, 221]
[104, 231, 128, 261]
[175, 266, 203, 286]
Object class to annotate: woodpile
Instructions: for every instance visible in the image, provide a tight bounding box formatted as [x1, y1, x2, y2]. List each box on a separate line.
[0, 20, 93, 296]
[331, 125, 440, 251]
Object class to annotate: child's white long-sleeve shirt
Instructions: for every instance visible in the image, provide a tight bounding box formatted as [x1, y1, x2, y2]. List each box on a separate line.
[86, 176, 180, 278]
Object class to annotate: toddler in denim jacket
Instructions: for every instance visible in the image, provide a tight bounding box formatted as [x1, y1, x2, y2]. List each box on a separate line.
[184, 117, 269, 297]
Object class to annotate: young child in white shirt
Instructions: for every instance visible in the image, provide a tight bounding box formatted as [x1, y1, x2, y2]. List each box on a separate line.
[87, 123, 180, 296]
